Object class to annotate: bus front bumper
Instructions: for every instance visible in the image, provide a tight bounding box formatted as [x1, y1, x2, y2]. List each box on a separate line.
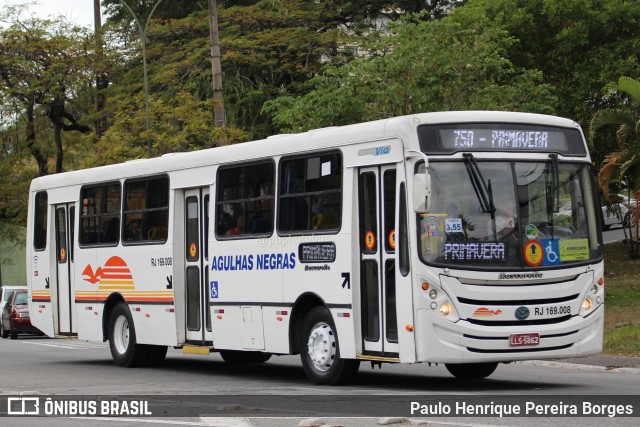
[415, 305, 604, 364]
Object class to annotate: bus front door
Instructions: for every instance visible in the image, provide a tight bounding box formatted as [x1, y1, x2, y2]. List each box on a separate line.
[184, 188, 212, 345]
[54, 203, 76, 335]
[358, 166, 399, 357]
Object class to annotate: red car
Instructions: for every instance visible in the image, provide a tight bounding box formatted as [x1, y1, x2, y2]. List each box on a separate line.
[1, 289, 40, 339]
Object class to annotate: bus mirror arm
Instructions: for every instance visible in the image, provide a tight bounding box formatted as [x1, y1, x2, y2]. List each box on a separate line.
[413, 172, 431, 213]
[405, 150, 432, 213]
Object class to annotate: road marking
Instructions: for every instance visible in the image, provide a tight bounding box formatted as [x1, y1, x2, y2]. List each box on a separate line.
[74, 417, 253, 426]
[19, 341, 108, 350]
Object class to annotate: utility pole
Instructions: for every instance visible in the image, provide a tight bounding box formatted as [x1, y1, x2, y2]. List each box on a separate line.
[94, 0, 108, 138]
[208, 0, 225, 127]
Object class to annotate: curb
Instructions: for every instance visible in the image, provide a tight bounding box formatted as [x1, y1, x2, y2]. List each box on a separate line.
[517, 360, 640, 374]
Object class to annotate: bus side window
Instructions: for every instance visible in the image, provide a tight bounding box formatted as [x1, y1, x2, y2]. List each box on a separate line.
[278, 152, 342, 234]
[216, 161, 274, 238]
[33, 191, 48, 251]
[123, 176, 169, 244]
[79, 183, 121, 246]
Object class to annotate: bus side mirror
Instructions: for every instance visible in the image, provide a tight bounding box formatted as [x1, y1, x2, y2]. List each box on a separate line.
[414, 172, 431, 213]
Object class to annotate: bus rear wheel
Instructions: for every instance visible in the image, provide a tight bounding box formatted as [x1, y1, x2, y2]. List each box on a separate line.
[300, 306, 359, 385]
[445, 362, 498, 380]
[108, 302, 151, 367]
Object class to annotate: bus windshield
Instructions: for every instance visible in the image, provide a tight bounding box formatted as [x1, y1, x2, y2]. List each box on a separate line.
[418, 160, 602, 269]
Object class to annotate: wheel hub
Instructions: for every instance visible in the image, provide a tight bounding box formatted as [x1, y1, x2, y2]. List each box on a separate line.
[307, 322, 336, 372]
[113, 315, 130, 355]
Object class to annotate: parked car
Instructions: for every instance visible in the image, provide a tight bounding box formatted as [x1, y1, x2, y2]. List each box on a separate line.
[601, 202, 629, 230]
[558, 200, 628, 230]
[1, 289, 40, 339]
[0, 285, 26, 316]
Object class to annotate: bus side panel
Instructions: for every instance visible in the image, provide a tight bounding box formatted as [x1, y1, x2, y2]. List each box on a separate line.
[209, 240, 283, 351]
[282, 233, 356, 358]
[74, 247, 100, 341]
[83, 245, 178, 346]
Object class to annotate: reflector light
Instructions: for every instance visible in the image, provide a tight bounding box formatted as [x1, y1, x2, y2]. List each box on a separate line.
[598, 278, 604, 286]
[405, 325, 414, 332]
[422, 283, 429, 290]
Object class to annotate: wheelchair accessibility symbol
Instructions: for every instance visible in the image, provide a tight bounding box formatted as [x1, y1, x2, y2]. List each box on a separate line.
[541, 239, 561, 266]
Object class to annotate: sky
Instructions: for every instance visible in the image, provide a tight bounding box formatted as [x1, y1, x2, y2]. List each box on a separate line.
[3, 0, 98, 28]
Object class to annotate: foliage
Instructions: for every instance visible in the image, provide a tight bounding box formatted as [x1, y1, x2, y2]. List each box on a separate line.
[603, 242, 640, 355]
[473, 0, 640, 166]
[589, 77, 640, 256]
[0, 6, 95, 176]
[2, 0, 640, 230]
[264, 7, 557, 132]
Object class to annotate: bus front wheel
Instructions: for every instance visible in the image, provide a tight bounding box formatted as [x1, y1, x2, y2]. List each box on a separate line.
[445, 362, 498, 380]
[300, 306, 359, 385]
[108, 302, 150, 367]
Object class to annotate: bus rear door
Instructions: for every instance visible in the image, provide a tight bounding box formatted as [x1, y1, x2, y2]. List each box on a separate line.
[183, 188, 212, 345]
[54, 202, 77, 335]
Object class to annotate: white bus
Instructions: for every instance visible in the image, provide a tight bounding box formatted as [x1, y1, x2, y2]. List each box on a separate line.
[26, 111, 604, 385]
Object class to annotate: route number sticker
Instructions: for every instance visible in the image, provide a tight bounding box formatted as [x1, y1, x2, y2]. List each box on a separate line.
[445, 218, 463, 233]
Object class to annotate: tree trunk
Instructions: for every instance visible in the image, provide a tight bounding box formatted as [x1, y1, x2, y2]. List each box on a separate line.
[25, 103, 48, 177]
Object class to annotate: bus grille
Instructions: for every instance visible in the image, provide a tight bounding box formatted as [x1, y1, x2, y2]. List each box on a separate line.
[458, 295, 579, 306]
[466, 315, 572, 326]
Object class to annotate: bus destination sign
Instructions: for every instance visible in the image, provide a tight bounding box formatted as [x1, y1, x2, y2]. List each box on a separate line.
[418, 123, 586, 156]
[445, 129, 560, 150]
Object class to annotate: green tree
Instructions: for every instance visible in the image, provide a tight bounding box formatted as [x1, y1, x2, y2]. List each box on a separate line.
[0, 7, 94, 175]
[264, 7, 556, 132]
[469, 0, 640, 165]
[590, 76, 640, 245]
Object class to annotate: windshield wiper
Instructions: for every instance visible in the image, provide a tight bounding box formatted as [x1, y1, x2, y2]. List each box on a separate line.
[545, 153, 560, 239]
[463, 153, 495, 214]
[547, 153, 560, 214]
[463, 153, 497, 239]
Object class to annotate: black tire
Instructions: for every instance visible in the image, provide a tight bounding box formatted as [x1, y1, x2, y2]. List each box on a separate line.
[445, 362, 498, 380]
[0, 321, 7, 339]
[300, 306, 359, 385]
[220, 350, 272, 364]
[108, 302, 150, 367]
[10, 328, 17, 340]
[145, 345, 168, 366]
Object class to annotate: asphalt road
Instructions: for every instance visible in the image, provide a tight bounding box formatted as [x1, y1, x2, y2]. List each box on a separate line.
[603, 225, 626, 244]
[1, 336, 639, 426]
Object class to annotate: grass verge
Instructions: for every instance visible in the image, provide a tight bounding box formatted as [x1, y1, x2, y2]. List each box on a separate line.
[603, 241, 640, 356]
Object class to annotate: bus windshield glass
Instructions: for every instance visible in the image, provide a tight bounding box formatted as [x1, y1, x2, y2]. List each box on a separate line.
[418, 161, 602, 269]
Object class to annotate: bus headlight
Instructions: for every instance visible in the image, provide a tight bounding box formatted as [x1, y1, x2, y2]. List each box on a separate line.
[440, 303, 452, 316]
[581, 297, 593, 311]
